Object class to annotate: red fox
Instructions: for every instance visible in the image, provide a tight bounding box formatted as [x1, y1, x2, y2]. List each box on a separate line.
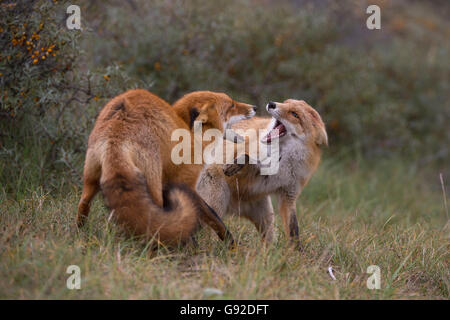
[196, 99, 327, 244]
[76, 89, 255, 247]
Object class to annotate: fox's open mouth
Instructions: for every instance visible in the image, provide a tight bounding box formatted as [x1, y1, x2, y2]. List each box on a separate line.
[263, 119, 287, 143]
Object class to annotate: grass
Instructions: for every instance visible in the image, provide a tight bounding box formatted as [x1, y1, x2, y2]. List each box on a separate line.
[0, 155, 448, 299]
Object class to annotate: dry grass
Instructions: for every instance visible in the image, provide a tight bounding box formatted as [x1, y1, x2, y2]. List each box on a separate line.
[0, 157, 448, 299]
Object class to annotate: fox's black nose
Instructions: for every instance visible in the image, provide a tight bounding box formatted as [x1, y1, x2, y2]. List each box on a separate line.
[267, 101, 276, 110]
[252, 105, 258, 112]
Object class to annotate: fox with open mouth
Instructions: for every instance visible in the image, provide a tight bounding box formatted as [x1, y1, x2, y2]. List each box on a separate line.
[196, 99, 328, 244]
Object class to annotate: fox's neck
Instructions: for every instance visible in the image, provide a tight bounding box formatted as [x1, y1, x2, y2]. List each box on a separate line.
[188, 121, 227, 164]
[274, 135, 309, 175]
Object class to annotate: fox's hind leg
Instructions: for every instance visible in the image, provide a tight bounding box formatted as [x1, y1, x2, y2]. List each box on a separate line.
[279, 193, 301, 247]
[77, 149, 101, 227]
[243, 196, 275, 244]
[196, 165, 230, 218]
[196, 165, 234, 247]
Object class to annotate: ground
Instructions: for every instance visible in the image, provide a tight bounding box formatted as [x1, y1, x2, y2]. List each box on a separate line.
[0, 156, 448, 299]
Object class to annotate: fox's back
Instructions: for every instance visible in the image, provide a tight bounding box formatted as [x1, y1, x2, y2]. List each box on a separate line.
[91, 89, 185, 144]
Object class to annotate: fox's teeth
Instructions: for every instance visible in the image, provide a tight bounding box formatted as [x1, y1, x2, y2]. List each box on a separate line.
[263, 120, 287, 143]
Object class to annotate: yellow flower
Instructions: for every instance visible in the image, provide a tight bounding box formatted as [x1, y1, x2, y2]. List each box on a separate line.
[274, 35, 283, 47]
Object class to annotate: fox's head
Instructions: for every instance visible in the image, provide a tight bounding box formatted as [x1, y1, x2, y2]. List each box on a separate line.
[172, 91, 257, 132]
[262, 99, 328, 147]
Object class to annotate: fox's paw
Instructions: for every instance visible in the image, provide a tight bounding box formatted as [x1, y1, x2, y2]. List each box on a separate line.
[223, 154, 249, 176]
[76, 214, 86, 228]
[290, 238, 304, 252]
[223, 163, 245, 176]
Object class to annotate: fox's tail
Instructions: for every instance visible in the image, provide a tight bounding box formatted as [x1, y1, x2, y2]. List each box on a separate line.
[100, 161, 233, 247]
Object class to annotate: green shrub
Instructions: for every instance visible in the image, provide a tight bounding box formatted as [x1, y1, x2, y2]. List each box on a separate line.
[1, 0, 448, 196]
[0, 0, 138, 195]
[83, 0, 449, 159]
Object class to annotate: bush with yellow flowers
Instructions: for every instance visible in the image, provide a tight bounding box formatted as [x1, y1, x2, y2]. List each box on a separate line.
[1, 1, 69, 116]
[1, 0, 449, 194]
[0, 0, 136, 193]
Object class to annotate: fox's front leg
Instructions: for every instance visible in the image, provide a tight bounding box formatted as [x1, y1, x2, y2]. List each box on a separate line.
[223, 154, 250, 176]
[279, 194, 300, 245]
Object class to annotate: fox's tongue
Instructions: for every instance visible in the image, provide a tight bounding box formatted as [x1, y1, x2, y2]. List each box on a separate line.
[263, 122, 286, 143]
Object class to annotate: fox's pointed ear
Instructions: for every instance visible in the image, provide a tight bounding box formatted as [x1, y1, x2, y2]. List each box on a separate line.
[197, 102, 213, 123]
[189, 102, 212, 128]
[304, 107, 328, 147]
[316, 125, 328, 146]
[200, 102, 215, 113]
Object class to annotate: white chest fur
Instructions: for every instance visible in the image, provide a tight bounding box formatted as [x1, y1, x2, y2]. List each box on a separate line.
[249, 135, 310, 196]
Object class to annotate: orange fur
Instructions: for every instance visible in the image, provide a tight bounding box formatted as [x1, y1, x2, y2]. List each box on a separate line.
[197, 99, 327, 245]
[76, 89, 254, 247]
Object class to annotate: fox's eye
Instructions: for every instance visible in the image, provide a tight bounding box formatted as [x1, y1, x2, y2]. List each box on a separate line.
[291, 112, 299, 119]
